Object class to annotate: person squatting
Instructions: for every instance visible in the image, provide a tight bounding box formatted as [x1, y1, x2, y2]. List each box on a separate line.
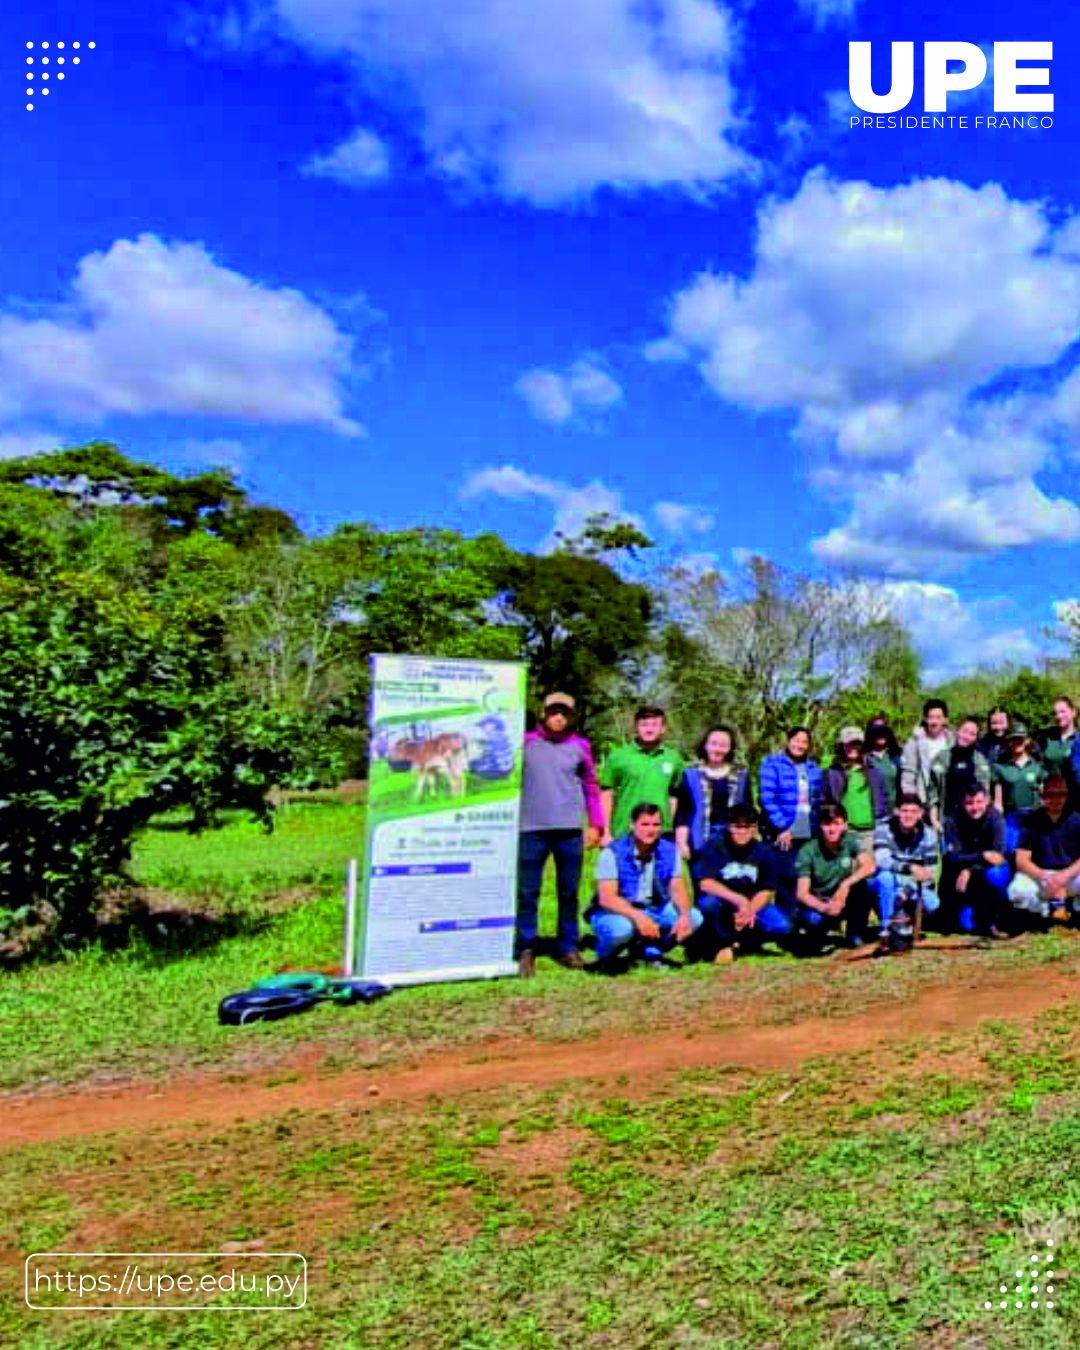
[514, 693, 1080, 975]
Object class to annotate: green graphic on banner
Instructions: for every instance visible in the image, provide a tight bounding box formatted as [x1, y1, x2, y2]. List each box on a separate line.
[357, 655, 526, 985]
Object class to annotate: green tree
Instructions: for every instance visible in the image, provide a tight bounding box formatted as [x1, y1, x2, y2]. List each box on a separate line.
[655, 557, 914, 767]
[505, 550, 652, 727]
[998, 669, 1058, 737]
[0, 571, 294, 930]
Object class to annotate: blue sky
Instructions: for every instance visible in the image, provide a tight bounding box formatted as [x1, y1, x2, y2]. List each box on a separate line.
[4, 0, 1080, 680]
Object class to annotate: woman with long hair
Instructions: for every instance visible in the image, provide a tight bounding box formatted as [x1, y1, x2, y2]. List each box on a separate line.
[675, 725, 753, 892]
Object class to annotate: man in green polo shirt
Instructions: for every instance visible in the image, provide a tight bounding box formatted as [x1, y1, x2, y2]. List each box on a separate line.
[794, 804, 875, 950]
[599, 705, 687, 844]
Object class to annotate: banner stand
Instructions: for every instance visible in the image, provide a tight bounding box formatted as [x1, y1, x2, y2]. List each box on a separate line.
[355, 654, 526, 986]
[342, 857, 358, 977]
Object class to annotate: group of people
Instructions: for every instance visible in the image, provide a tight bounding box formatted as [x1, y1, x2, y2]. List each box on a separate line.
[514, 691, 1080, 975]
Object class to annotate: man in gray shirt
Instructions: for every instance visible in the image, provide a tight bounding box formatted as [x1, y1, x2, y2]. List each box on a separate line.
[516, 693, 605, 977]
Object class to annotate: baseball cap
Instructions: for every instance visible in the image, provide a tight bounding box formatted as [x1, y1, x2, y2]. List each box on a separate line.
[1006, 720, 1029, 739]
[839, 726, 864, 746]
[543, 692, 575, 712]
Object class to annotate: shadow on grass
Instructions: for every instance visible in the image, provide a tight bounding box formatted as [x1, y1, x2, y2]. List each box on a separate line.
[1, 893, 275, 970]
[94, 897, 274, 966]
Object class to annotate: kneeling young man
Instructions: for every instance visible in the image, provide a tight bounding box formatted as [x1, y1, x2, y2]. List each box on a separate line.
[589, 803, 703, 970]
[940, 781, 1010, 937]
[695, 806, 795, 964]
[1008, 774, 1080, 923]
[793, 804, 875, 952]
[872, 792, 941, 942]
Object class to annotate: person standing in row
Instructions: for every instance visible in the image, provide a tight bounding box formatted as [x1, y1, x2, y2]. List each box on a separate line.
[1041, 697, 1080, 811]
[865, 717, 903, 815]
[901, 699, 954, 819]
[760, 727, 823, 905]
[674, 725, 753, 896]
[599, 705, 686, 846]
[979, 706, 1011, 767]
[515, 693, 604, 977]
[992, 722, 1045, 854]
[929, 715, 992, 835]
[822, 726, 890, 856]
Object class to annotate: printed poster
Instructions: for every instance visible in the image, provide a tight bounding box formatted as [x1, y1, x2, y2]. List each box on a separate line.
[357, 654, 526, 984]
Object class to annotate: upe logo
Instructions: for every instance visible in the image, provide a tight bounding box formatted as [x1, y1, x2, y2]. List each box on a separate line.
[849, 41, 1052, 114]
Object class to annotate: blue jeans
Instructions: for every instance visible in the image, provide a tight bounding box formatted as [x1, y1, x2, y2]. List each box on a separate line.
[590, 901, 704, 961]
[872, 871, 940, 926]
[696, 892, 794, 956]
[940, 861, 1011, 934]
[516, 829, 584, 956]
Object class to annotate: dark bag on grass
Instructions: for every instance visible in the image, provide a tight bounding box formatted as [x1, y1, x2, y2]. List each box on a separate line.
[218, 987, 321, 1026]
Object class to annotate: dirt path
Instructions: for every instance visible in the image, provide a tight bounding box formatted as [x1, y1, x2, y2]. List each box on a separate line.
[2, 963, 1075, 1148]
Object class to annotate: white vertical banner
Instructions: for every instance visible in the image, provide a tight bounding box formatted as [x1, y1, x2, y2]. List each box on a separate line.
[356, 654, 527, 985]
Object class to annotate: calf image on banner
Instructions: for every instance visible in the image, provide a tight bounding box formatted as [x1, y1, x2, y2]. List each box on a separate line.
[357, 654, 526, 985]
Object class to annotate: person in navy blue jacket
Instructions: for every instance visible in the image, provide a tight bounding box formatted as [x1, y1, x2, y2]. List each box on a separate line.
[759, 727, 823, 904]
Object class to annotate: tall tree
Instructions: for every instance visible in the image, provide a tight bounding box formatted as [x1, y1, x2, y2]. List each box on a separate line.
[655, 555, 913, 765]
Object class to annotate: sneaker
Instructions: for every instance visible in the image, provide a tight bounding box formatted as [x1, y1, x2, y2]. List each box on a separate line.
[713, 947, 736, 966]
[644, 958, 669, 971]
[555, 951, 586, 971]
[518, 950, 537, 978]
[1050, 906, 1069, 924]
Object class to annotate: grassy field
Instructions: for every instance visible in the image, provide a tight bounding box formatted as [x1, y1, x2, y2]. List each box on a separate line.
[3, 800, 1076, 1094]
[3, 802, 1080, 1347]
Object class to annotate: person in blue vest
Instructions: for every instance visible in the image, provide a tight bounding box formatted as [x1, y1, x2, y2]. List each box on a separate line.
[674, 725, 753, 899]
[759, 727, 823, 906]
[588, 802, 703, 971]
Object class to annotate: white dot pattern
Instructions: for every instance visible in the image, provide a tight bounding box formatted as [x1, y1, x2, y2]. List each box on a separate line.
[983, 1240, 1064, 1313]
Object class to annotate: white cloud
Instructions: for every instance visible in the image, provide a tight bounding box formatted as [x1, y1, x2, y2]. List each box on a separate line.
[797, 0, 859, 28]
[825, 88, 856, 127]
[515, 359, 623, 425]
[655, 500, 715, 534]
[883, 581, 1043, 684]
[303, 128, 391, 183]
[260, 0, 756, 203]
[0, 234, 363, 436]
[0, 428, 66, 460]
[460, 463, 643, 548]
[651, 170, 1080, 574]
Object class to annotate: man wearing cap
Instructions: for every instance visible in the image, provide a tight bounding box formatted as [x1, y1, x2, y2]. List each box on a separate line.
[599, 705, 686, 845]
[516, 693, 604, 977]
[822, 726, 890, 857]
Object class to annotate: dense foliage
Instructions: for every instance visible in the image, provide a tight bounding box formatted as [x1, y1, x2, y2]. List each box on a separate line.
[0, 441, 1075, 927]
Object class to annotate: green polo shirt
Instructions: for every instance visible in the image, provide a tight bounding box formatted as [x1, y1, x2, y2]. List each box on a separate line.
[795, 834, 864, 899]
[1043, 733, 1075, 778]
[599, 741, 686, 838]
[993, 760, 1046, 814]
